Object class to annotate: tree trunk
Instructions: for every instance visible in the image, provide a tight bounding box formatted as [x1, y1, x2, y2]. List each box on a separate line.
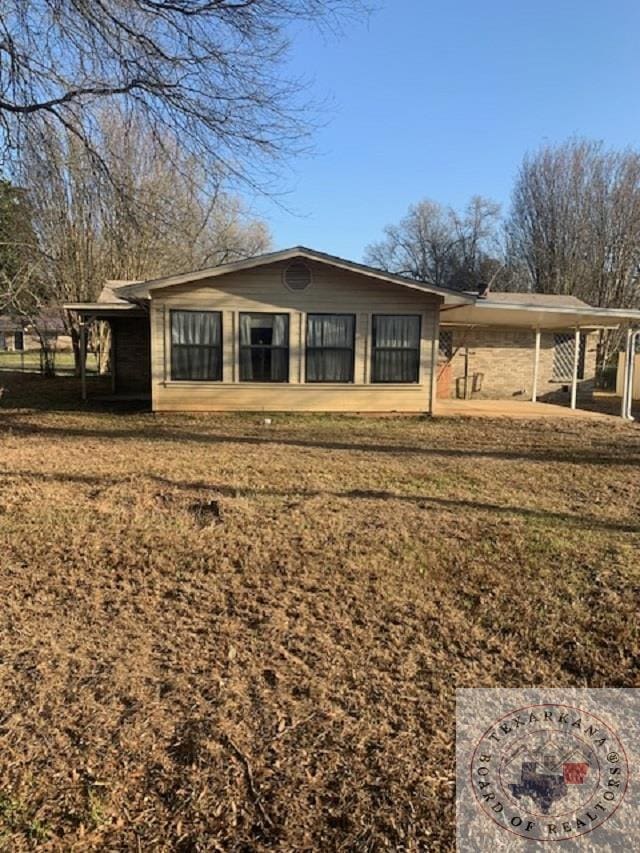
[71, 325, 83, 377]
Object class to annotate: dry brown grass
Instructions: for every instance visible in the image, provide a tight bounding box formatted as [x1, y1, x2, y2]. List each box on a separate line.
[0, 373, 639, 851]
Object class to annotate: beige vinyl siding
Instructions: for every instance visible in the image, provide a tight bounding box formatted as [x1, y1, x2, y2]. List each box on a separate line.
[150, 259, 440, 412]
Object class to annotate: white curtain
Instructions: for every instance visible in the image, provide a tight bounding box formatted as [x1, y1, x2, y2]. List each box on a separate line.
[372, 315, 420, 383]
[171, 310, 221, 380]
[306, 314, 355, 382]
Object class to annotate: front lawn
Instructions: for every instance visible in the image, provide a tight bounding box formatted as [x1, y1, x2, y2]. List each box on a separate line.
[0, 375, 638, 850]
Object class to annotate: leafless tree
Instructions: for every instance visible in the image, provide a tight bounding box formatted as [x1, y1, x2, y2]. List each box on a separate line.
[507, 139, 640, 369]
[0, 178, 42, 313]
[364, 196, 502, 290]
[0, 0, 367, 190]
[16, 111, 271, 370]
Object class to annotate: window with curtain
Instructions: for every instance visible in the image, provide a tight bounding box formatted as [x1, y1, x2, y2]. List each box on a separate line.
[306, 314, 355, 382]
[371, 315, 421, 383]
[171, 310, 222, 381]
[239, 313, 289, 382]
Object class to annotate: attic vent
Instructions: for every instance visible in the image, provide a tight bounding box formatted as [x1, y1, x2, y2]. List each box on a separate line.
[283, 261, 312, 291]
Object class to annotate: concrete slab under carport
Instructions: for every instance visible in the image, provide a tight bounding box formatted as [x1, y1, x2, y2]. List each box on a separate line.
[435, 399, 613, 420]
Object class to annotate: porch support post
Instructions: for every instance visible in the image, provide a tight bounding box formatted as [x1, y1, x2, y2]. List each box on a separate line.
[429, 315, 438, 415]
[110, 320, 117, 394]
[570, 327, 580, 410]
[531, 328, 541, 402]
[79, 320, 87, 401]
[621, 326, 633, 419]
[623, 328, 639, 420]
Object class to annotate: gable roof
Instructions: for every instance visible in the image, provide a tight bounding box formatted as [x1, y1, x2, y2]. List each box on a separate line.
[99, 280, 141, 304]
[113, 246, 474, 306]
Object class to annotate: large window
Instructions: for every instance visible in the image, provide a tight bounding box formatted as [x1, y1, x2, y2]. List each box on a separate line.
[371, 315, 421, 383]
[240, 313, 289, 382]
[171, 310, 222, 381]
[306, 314, 355, 383]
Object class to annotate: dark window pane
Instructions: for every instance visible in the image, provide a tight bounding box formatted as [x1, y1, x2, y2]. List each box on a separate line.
[239, 313, 289, 382]
[372, 349, 419, 383]
[170, 310, 222, 381]
[374, 315, 420, 349]
[306, 314, 355, 383]
[306, 348, 354, 382]
[371, 315, 421, 383]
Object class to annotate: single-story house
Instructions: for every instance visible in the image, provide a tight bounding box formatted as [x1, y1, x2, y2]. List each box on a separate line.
[66, 246, 640, 418]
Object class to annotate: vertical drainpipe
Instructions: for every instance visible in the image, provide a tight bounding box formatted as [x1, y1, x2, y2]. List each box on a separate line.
[531, 328, 541, 402]
[570, 327, 580, 410]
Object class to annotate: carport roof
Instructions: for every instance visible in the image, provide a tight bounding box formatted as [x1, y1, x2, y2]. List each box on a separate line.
[441, 299, 640, 330]
[64, 302, 147, 319]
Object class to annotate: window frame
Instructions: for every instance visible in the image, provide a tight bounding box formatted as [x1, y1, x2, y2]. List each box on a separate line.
[170, 309, 223, 382]
[239, 311, 290, 383]
[370, 314, 422, 384]
[305, 312, 356, 384]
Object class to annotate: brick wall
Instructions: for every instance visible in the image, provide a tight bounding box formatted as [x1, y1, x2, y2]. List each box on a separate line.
[437, 327, 597, 401]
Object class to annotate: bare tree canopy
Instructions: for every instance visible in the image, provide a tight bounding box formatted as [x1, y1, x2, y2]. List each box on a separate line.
[0, 177, 41, 312]
[10, 109, 271, 367]
[507, 139, 640, 310]
[0, 0, 366, 187]
[506, 139, 640, 371]
[365, 196, 502, 291]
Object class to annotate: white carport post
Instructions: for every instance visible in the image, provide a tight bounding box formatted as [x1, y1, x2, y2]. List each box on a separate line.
[531, 328, 541, 402]
[622, 327, 640, 420]
[621, 326, 633, 419]
[570, 327, 580, 410]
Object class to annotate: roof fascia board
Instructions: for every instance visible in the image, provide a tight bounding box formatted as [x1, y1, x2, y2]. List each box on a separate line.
[470, 301, 640, 320]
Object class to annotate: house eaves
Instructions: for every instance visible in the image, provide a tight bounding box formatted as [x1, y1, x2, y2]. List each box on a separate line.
[113, 246, 474, 307]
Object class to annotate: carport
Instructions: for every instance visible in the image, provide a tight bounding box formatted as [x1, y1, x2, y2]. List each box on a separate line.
[65, 301, 150, 402]
[440, 299, 640, 420]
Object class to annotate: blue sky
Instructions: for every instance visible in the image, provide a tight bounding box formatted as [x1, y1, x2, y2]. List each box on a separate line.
[254, 0, 640, 261]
